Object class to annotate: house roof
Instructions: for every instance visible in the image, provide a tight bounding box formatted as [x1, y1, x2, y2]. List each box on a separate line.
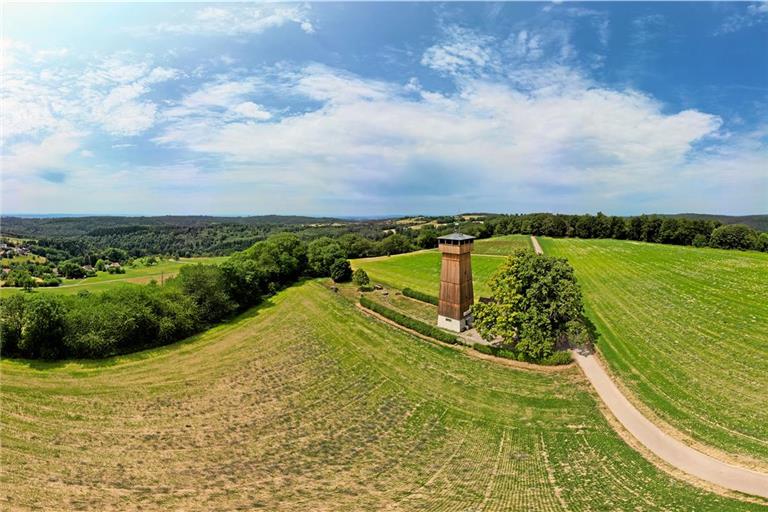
[437, 233, 476, 241]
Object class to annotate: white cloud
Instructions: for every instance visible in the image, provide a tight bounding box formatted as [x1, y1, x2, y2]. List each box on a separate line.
[231, 102, 271, 120]
[421, 25, 498, 76]
[1, 130, 85, 182]
[152, 63, 743, 212]
[716, 2, 768, 34]
[140, 5, 314, 36]
[182, 81, 256, 109]
[80, 150, 94, 158]
[99, 101, 158, 137]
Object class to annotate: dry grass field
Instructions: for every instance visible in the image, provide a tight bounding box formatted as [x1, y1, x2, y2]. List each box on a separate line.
[1, 281, 764, 510]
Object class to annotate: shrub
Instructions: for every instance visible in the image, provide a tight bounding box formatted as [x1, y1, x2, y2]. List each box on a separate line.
[709, 224, 758, 250]
[539, 351, 573, 366]
[360, 297, 457, 344]
[58, 260, 86, 279]
[18, 295, 67, 359]
[0, 295, 26, 354]
[471, 343, 571, 365]
[402, 287, 438, 305]
[330, 259, 352, 283]
[691, 234, 708, 248]
[754, 232, 768, 252]
[352, 268, 370, 287]
[176, 264, 235, 324]
[307, 237, 345, 276]
[358, 285, 374, 292]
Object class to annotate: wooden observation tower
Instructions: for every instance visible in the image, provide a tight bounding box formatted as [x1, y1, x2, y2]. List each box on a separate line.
[437, 233, 475, 332]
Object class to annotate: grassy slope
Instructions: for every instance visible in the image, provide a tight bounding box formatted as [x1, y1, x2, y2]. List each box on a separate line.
[350, 235, 531, 298]
[1, 281, 761, 510]
[472, 234, 533, 255]
[0, 257, 227, 297]
[540, 237, 768, 465]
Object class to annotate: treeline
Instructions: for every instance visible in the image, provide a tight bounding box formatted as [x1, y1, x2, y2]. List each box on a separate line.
[0, 233, 352, 359]
[484, 213, 768, 251]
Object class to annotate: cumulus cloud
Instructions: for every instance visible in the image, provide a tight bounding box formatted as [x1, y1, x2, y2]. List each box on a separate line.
[152, 63, 738, 213]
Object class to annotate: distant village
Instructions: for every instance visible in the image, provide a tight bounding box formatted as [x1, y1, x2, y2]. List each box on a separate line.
[1, 239, 125, 289]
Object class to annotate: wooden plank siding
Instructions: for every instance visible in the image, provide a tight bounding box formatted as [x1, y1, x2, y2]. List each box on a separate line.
[438, 242, 474, 320]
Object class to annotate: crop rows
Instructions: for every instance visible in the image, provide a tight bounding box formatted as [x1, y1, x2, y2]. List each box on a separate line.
[541, 237, 768, 466]
[1, 281, 763, 510]
[472, 234, 533, 255]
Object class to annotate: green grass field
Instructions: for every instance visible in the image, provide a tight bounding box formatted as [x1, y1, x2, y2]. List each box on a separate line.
[350, 235, 530, 299]
[352, 251, 503, 298]
[1, 280, 761, 510]
[0, 257, 227, 297]
[473, 234, 532, 255]
[539, 237, 768, 467]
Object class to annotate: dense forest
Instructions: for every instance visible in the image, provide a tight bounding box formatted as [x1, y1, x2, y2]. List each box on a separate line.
[2, 212, 766, 267]
[483, 212, 768, 251]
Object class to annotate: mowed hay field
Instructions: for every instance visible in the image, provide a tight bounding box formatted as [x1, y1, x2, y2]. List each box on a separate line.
[472, 234, 533, 255]
[0, 257, 227, 297]
[540, 237, 768, 467]
[2, 280, 763, 510]
[350, 235, 530, 298]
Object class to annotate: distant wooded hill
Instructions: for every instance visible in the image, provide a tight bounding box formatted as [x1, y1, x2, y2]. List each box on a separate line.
[659, 214, 768, 232]
[0, 215, 345, 237]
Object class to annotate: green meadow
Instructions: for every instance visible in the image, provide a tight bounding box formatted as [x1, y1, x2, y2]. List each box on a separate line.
[350, 235, 531, 298]
[540, 237, 768, 467]
[0, 256, 227, 297]
[1, 281, 761, 510]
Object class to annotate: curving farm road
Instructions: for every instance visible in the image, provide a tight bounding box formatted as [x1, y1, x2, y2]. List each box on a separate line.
[531, 235, 768, 499]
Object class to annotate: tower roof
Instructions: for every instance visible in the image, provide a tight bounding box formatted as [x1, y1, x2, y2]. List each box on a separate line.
[438, 233, 476, 242]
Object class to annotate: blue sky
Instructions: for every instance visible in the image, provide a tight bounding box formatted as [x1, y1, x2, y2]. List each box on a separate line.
[2, 2, 767, 216]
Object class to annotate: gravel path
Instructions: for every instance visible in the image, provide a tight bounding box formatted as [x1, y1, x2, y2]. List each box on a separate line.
[531, 235, 768, 499]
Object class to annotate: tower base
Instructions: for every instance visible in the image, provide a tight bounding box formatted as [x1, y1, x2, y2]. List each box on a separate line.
[437, 314, 472, 333]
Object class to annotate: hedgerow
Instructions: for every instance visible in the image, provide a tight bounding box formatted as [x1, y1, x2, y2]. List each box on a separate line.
[402, 287, 439, 305]
[0, 233, 354, 360]
[472, 343, 572, 366]
[359, 297, 458, 344]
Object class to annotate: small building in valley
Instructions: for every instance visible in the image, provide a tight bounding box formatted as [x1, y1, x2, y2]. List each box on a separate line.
[437, 233, 475, 332]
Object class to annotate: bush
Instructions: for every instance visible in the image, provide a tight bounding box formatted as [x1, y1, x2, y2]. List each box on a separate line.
[402, 287, 438, 305]
[709, 224, 758, 250]
[352, 268, 370, 287]
[471, 343, 571, 365]
[539, 351, 573, 366]
[177, 264, 236, 324]
[0, 295, 26, 354]
[330, 259, 352, 283]
[754, 232, 768, 252]
[18, 295, 67, 359]
[307, 237, 345, 276]
[691, 234, 708, 248]
[360, 297, 458, 344]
